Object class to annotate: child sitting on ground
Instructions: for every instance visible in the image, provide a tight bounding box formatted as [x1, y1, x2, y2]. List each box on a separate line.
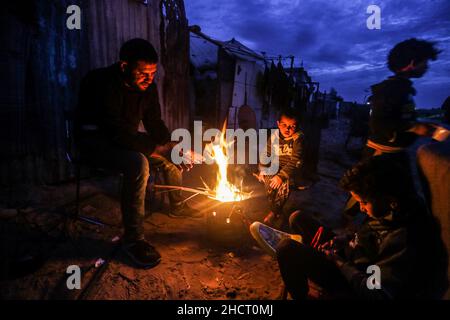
[256, 108, 305, 230]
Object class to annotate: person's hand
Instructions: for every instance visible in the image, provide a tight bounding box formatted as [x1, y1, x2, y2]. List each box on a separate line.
[318, 240, 344, 264]
[175, 162, 192, 173]
[171, 150, 192, 173]
[175, 149, 205, 172]
[317, 240, 332, 254]
[269, 175, 283, 189]
[182, 149, 204, 164]
[330, 235, 349, 249]
[318, 235, 348, 251]
[253, 172, 265, 183]
[408, 122, 436, 137]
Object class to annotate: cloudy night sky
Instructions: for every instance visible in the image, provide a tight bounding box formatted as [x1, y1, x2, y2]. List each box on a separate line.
[185, 0, 450, 109]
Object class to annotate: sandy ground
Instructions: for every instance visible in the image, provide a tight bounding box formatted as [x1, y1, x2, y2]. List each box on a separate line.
[1, 118, 361, 300]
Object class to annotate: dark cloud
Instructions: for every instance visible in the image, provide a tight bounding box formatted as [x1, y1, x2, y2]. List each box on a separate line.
[310, 44, 363, 66]
[186, 0, 450, 108]
[294, 29, 318, 49]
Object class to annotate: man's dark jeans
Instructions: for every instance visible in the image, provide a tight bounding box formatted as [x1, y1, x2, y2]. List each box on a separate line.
[276, 210, 353, 299]
[147, 156, 183, 207]
[77, 134, 178, 243]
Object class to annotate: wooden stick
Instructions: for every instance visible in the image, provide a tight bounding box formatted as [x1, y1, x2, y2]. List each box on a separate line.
[153, 184, 213, 197]
[153, 184, 252, 200]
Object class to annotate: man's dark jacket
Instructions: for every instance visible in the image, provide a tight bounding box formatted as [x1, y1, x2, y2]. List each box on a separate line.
[339, 199, 448, 299]
[75, 63, 170, 154]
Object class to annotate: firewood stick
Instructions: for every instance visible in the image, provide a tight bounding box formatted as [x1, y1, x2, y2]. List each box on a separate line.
[153, 184, 213, 197]
[153, 184, 252, 199]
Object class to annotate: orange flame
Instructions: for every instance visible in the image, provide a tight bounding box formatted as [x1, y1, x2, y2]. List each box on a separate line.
[207, 121, 250, 202]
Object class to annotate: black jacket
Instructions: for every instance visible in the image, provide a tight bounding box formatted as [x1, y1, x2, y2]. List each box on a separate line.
[368, 76, 417, 148]
[339, 200, 448, 299]
[76, 63, 170, 154]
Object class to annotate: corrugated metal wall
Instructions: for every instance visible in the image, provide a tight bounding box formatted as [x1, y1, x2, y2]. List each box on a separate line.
[0, 0, 189, 187]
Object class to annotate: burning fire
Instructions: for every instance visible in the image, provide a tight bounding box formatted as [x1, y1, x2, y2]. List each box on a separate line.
[206, 122, 250, 202]
[153, 120, 251, 205]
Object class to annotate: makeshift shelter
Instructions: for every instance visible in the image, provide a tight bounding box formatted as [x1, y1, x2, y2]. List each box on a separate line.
[0, 0, 190, 189]
[189, 28, 278, 130]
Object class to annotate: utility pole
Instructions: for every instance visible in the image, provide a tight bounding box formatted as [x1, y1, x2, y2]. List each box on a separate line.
[289, 55, 294, 75]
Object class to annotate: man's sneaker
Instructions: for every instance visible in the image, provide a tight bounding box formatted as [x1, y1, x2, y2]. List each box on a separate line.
[122, 240, 161, 269]
[250, 221, 302, 257]
[169, 203, 204, 218]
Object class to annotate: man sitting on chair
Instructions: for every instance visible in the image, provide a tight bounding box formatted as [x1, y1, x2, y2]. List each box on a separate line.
[75, 38, 201, 269]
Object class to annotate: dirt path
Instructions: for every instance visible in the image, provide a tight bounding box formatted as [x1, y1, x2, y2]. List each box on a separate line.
[1, 119, 356, 300]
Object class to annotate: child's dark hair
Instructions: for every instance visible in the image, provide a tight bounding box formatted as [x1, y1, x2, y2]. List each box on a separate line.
[120, 38, 159, 65]
[340, 156, 415, 204]
[387, 38, 441, 73]
[278, 108, 299, 122]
